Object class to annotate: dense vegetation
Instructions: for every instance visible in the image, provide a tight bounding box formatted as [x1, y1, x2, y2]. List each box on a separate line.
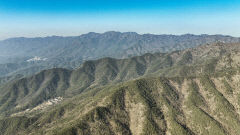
[0, 42, 240, 134]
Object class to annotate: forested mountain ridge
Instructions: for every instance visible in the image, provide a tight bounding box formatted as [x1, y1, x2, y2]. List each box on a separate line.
[1, 32, 239, 62]
[0, 32, 239, 80]
[0, 42, 240, 135]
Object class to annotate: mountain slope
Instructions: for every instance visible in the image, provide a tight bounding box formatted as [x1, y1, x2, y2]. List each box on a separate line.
[1, 32, 239, 62]
[0, 32, 239, 79]
[0, 42, 240, 134]
[2, 73, 240, 135]
[0, 68, 72, 115]
[1, 42, 240, 116]
[52, 75, 240, 135]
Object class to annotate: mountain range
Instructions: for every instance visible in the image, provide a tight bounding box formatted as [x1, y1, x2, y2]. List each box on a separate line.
[0, 41, 240, 134]
[0, 31, 240, 82]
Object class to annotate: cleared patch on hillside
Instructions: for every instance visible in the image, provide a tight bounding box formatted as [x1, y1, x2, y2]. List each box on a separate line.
[125, 91, 146, 135]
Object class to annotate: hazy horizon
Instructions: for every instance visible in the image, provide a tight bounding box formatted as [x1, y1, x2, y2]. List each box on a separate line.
[1, 0, 240, 40]
[0, 31, 239, 41]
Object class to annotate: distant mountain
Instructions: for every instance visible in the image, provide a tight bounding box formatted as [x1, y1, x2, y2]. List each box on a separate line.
[0, 32, 239, 80]
[1, 32, 240, 62]
[1, 42, 240, 134]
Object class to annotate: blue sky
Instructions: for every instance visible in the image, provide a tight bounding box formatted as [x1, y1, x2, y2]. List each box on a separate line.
[0, 0, 240, 39]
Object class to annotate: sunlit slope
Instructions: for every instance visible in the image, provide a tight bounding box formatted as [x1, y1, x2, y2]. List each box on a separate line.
[0, 42, 240, 134]
[1, 74, 240, 135]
